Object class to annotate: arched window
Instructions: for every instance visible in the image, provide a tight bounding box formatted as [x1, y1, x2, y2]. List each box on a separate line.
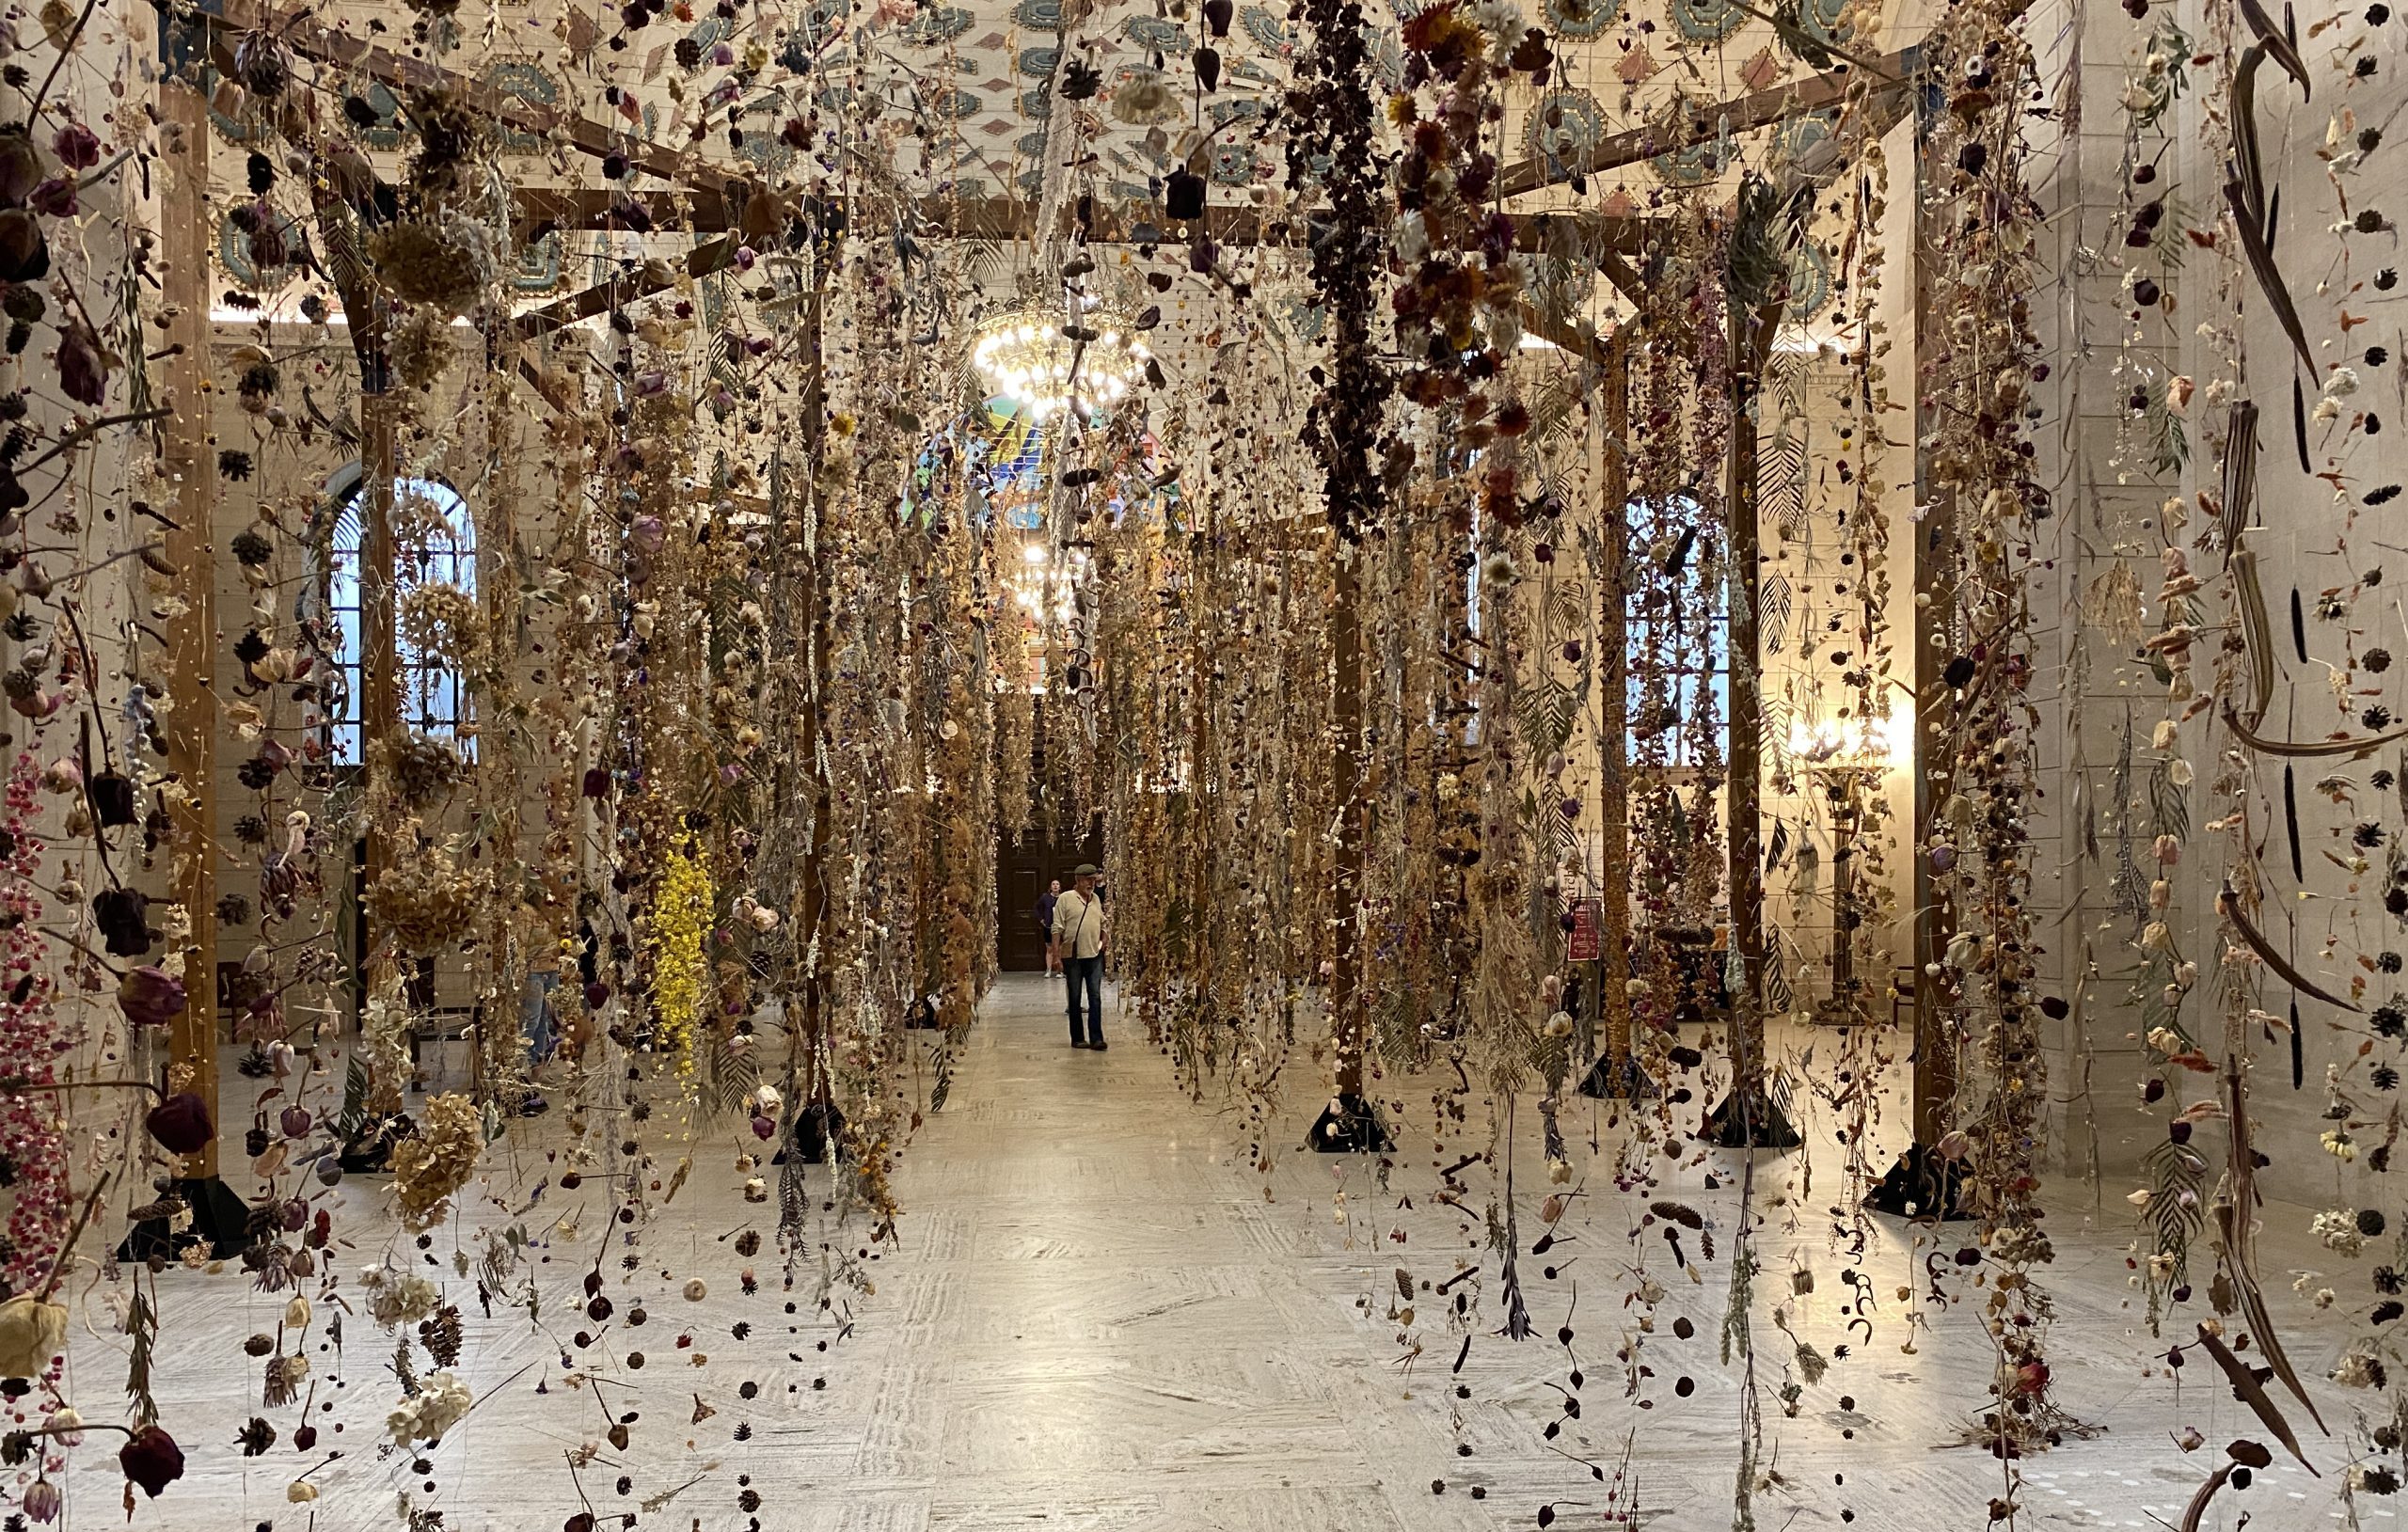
[308, 467, 478, 762]
[1624, 495, 1728, 767]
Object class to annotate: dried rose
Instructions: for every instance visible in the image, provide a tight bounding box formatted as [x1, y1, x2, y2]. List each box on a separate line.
[0, 1294, 67, 1378]
[119, 1424, 184, 1498]
[118, 965, 186, 1028]
[145, 1092, 213, 1156]
[50, 122, 98, 171]
[87, 768, 135, 827]
[92, 886, 153, 957]
[54, 321, 104, 406]
[24, 177, 73, 218]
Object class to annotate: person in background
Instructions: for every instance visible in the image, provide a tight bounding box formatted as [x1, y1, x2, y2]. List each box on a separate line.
[1052, 862, 1108, 1050]
[1038, 878, 1062, 975]
[519, 877, 570, 1115]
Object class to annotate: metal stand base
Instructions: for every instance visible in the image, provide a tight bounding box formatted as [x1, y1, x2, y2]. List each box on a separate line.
[1307, 1094, 1392, 1153]
[777, 1099, 847, 1165]
[1702, 1082, 1803, 1149]
[1863, 1141, 1974, 1220]
[1576, 1051, 1656, 1100]
[116, 1176, 249, 1263]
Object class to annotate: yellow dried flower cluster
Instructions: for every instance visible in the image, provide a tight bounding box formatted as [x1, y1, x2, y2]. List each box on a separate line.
[648, 843, 711, 1082]
[365, 837, 483, 954]
[389, 1093, 481, 1232]
[399, 581, 486, 671]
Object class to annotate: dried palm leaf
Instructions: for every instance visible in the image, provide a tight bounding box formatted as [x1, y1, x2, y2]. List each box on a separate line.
[2222, 702, 2408, 760]
[2231, 549, 2275, 726]
[2194, 1321, 2317, 1474]
[2216, 1061, 2327, 1432]
[2217, 878, 2362, 1012]
[2226, 176, 2316, 379]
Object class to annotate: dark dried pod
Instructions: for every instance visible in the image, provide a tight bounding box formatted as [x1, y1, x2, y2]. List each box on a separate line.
[87, 769, 135, 828]
[0, 133, 41, 208]
[91, 886, 153, 957]
[118, 1425, 184, 1499]
[144, 1093, 213, 1156]
[0, 212, 50, 284]
[1165, 168, 1206, 221]
[232, 31, 290, 98]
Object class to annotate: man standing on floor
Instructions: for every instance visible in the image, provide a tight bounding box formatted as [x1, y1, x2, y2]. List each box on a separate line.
[1053, 862, 1108, 1050]
[1037, 878, 1062, 976]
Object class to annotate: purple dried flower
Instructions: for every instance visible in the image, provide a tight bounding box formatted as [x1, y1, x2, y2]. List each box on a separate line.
[144, 1092, 213, 1156]
[24, 177, 71, 218]
[119, 1425, 184, 1499]
[117, 965, 186, 1029]
[49, 123, 98, 171]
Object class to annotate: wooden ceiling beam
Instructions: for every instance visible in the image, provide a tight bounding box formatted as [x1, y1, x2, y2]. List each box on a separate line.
[513, 236, 737, 340]
[197, 0, 746, 194]
[511, 185, 733, 240]
[915, 196, 1647, 255]
[1494, 45, 1921, 199]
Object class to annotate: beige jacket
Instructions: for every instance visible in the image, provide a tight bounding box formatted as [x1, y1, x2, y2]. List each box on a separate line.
[1052, 888, 1106, 960]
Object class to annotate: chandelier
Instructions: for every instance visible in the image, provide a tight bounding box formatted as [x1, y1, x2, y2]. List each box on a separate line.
[969, 302, 1149, 422]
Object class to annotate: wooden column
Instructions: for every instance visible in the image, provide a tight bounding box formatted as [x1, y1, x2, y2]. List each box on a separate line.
[796, 283, 834, 1117]
[1865, 103, 1967, 1217]
[356, 390, 400, 1070]
[1705, 301, 1799, 1147]
[1597, 336, 1635, 1071]
[1311, 531, 1386, 1149]
[1905, 106, 1958, 1157]
[159, 74, 218, 1177]
[1329, 539, 1365, 1091]
[1725, 305, 1765, 1034]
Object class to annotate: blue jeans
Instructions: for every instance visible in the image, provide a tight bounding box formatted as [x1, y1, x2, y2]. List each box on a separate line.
[1065, 955, 1104, 1045]
[522, 971, 559, 1067]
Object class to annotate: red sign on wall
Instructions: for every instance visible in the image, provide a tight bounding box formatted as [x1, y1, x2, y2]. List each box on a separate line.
[1566, 898, 1603, 963]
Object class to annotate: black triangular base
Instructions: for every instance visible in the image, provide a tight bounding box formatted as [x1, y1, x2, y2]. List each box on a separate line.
[337, 1113, 419, 1176]
[114, 1176, 250, 1263]
[775, 1099, 848, 1166]
[1863, 1142, 1974, 1221]
[1307, 1094, 1392, 1153]
[1577, 1051, 1656, 1100]
[1702, 1083, 1803, 1149]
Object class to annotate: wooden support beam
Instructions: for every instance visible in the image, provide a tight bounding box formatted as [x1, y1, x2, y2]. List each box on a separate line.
[512, 185, 734, 240]
[513, 237, 737, 340]
[1597, 334, 1635, 1074]
[198, 0, 743, 192]
[160, 75, 221, 1182]
[1328, 536, 1368, 1099]
[1494, 47, 1920, 199]
[927, 196, 1646, 256]
[1701, 294, 1802, 1148]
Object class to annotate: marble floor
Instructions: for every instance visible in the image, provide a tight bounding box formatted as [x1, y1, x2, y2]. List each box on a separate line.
[49, 975, 2391, 1530]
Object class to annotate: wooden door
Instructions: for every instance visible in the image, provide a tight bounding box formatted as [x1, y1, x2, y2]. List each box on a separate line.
[994, 814, 1104, 971]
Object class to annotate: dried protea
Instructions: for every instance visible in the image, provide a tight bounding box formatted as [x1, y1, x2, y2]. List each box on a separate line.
[399, 581, 484, 670]
[367, 216, 497, 316]
[388, 306, 453, 392]
[388, 1093, 480, 1230]
[375, 731, 462, 808]
[364, 841, 483, 953]
[232, 30, 290, 97]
